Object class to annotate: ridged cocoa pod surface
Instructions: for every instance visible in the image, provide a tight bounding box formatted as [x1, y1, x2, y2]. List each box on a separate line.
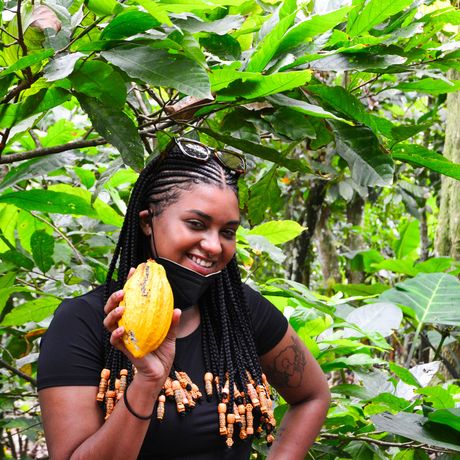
[118, 259, 174, 358]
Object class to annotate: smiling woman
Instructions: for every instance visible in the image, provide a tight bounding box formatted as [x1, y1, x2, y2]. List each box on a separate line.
[36, 137, 330, 460]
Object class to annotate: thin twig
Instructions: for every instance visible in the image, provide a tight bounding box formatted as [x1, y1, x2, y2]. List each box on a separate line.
[30, 212, 84, 264]
[58, 16, 105, 53]
[0, 137, 107, 164]
[15, 0, 33, 81]
[0, 357, 37, 386]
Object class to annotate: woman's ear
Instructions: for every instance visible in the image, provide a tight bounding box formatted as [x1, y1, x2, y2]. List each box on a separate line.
[139, 209, 152, 236]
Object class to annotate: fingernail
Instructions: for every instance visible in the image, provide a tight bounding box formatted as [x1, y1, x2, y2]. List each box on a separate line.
[116, 306, 124, 314]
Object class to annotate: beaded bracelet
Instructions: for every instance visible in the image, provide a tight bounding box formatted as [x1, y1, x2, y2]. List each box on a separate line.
[123, 387, 154, 420]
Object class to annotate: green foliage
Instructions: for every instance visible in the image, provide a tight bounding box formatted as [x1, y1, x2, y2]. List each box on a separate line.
[0, 0, 459, 457]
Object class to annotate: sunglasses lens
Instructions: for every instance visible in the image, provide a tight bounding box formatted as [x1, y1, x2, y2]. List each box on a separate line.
[216, 151, 246, 173]
[181, 141, 209, 160]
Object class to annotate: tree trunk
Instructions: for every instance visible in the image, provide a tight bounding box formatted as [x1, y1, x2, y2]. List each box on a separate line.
[435, 69, 460, 260]
[291, 179, 327, 287]
[315, 205, 341, 290]
[345, 194, 366, 283]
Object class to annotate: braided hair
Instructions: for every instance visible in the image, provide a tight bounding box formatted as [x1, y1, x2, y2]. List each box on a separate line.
[101, 142, 272, 442]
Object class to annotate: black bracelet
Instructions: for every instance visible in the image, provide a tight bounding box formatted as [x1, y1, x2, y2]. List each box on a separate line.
[123, 387, 154, 420]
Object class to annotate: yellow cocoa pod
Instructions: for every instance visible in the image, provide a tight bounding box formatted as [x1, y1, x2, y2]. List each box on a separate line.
[118, 259, 174, 358]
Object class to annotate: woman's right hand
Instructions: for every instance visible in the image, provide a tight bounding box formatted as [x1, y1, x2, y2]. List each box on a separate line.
[103, 278, 181, 385]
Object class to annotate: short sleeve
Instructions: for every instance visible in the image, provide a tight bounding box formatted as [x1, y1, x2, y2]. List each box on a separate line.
[37, 287, 105, 390]
[242, 284, 288, 356]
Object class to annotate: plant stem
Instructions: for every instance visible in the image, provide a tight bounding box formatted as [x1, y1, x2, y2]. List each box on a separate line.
[0, 357, 37, 386]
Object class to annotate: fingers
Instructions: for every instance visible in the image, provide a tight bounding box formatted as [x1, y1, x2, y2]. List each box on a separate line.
[127, 267, 136, 279]
[164, 309, 182, 343]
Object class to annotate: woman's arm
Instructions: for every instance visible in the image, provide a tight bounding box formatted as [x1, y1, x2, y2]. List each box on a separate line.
[39, 288, 181, 460]
[260, 325, 331, 460]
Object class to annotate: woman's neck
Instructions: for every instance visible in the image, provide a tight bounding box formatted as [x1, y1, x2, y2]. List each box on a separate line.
[176, 304, 201, 338]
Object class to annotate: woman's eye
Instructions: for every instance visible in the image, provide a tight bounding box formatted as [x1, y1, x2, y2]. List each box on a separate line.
[222, 229, 236, 239]
[187, 220, 205, 230]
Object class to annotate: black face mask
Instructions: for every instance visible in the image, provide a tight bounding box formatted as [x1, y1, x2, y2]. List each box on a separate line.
[155, 257, 221, 310]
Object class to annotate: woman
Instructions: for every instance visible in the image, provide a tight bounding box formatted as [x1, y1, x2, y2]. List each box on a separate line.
[38, 138, 330, 459]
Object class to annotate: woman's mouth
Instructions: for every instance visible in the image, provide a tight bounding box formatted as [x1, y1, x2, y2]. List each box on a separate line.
[188, 254, 214, 269]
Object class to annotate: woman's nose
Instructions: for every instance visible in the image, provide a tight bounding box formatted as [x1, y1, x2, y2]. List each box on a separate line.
[200, 232, 222, 256]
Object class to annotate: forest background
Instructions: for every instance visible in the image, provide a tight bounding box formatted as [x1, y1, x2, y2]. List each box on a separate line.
[0, 0, 459, 458]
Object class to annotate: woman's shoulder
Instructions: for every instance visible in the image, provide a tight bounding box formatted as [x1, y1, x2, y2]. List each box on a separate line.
[53, 285, 106, 320]
[240, 283, 288, 356]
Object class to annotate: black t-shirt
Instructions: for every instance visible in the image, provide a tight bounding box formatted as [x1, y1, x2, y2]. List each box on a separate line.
[37, 284, 288, 460]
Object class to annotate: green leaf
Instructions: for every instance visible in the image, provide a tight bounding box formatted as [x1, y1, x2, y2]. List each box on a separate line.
[248, 220, 305, 245]
[372, 412, 460, 451]
[174, 14, 244, 35]
[77, 94, 144, 171]
[372, 258, 418, 276]
[379, 273, 460, 327]
[218, 71, 312, 101]
[427, 408, 460, 432]
[416, 386, 456, 409]
[268, 94, 352, 123]
[395, 78, 460, 95]
[0, 87, 71, 129]
[31, 230, 54, 273]
[334, 283, 389, 297]
[70, 61, 127, 108]
[246, 12, 296, 72]
[248, 166, 282, 225]
[331, 383, 374, 400]
[102, 46, 212, 99]
[263, 107, 316, 140]
[322, 353, 386, 372]
[347, 0, 414, 37]
[277, 6, 353, 56]
[86, 0, 119, 16]
[0, 250, 34, 270]
[0, 190, 98, 217]
[1, 296, 60, 326]
[197, 128, 310, 173]
[0, 49, 54, 77]
[200, 34, 241, 60]
[333, 123, 394, 187]
[389, 362, 421, 388]
[392, 144, 460, 181]
[0, 286, 31, 317]
[43, 52, 85, 82]
[415, 258, 454, 274]
[0, 152, 78, 192]
[100, 10, 160, 39]
[393, 220, 420, 260]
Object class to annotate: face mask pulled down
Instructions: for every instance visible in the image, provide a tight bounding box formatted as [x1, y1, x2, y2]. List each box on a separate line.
[155, 257, 220, 310]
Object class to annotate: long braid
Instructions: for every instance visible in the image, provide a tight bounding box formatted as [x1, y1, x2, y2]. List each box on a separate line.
[98, 142, 273, 444]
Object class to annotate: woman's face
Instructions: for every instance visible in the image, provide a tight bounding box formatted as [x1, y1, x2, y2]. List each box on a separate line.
[141, 184, 240, 276]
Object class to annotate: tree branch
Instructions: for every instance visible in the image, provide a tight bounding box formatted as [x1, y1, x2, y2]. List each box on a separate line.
[0, 357, 37, 386]
[0, 138, 107, 164]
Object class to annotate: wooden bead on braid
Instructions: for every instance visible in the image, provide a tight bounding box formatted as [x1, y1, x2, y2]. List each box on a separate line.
[204, 372, 213, 400]
[105, 390, 116, 419]
[97, 369, 110, 402]
[117, 369, 128, 401]
[218, 403, 227, 436]
[226, 413, 235, 447]
[245, 403, 254, 435]
[172, 379, 186, 414]
[157, 394, 166, 421]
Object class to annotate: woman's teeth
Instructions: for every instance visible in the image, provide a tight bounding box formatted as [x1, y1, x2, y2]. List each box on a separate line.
[189, 255, 213, 268]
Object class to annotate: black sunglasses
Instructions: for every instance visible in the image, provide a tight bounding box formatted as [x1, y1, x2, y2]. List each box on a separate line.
[167, 137, 246, 175]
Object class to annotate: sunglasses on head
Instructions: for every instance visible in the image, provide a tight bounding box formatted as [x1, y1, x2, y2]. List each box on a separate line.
[168, 137, 246, 175]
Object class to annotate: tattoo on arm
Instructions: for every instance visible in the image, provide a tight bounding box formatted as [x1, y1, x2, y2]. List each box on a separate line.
[265, 335, 307, 389]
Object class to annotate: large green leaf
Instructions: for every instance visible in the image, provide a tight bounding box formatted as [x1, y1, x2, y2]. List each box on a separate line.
[0, 87, 71, 129]
[78, 94, 144, 171]
[70, 61, 127, 108]
[101, 46, 212, 99]
[372, 412, 460, 451]
[31, 230, 54, 273]
[218, 71, 312, 100]
[277, 6, 353, 56]
[0, 190, 98, 217]
[248, 220, 306, 245]
[246, 12, 296, 72]
[395, 78, 460, 95]
[333, 123, 394, 186]
[268, 94, 351, 123]
[428, 409, 460, 432]
[379, 273, 460, 327]
[43, 52, 85, 82]
[347, 0, 414, 37]
[100, 10, 160, 39]
[393, 220, 420, 260]
[0, 49, 54, 77]
[0, 296, 60, 326]
[392, 144, 460, 180]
